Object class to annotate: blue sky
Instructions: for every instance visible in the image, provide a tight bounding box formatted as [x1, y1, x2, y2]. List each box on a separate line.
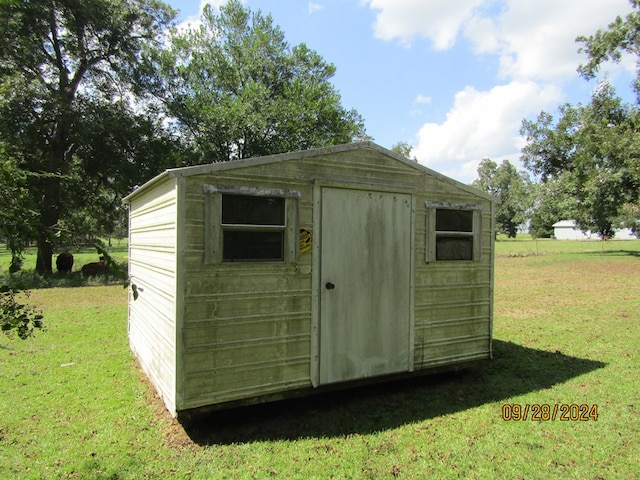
[166, 0, 636, 183]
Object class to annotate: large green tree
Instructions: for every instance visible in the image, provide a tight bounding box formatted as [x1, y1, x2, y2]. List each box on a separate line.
[521, 84, 640, 237]
[472, 158, 532, 238]
[147, 0, 367, 164]
[0, 0, 177, 274]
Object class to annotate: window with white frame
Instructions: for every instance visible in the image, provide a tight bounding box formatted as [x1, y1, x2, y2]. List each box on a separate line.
[204, 185, 299, 263]
[425, 202, 482, 262]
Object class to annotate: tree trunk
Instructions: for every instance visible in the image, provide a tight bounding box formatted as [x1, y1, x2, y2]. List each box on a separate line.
[35, 116, 66, 275]
[35, 233, 54, 275]
[35, 186, 61, 275]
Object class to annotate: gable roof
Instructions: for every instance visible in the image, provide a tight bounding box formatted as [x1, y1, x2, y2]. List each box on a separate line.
[123, 141, 494, 203]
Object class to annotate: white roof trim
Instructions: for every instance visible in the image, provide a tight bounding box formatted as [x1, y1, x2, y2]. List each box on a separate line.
[552, 220, 578, 228]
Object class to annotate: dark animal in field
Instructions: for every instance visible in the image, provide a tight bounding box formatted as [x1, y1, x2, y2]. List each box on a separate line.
[81, 257, 107, 276]
[56, 253, 74, 273]
[9, 256, 23, 274]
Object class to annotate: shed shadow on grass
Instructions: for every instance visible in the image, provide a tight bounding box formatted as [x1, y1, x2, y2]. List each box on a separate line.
[582, 249, 640, 258]
[180, 340, 605, 445]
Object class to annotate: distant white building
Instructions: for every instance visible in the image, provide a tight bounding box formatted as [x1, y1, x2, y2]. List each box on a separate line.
[552, 220, 593, 240]
[614, 227, 638, 239]
[552, 220, 638, 240]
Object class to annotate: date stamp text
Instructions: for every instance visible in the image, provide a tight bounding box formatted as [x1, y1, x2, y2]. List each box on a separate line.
[502, 403, 598, 421]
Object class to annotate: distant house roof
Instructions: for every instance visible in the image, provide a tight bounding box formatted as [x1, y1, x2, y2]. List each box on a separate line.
[552, 220, 578, 228]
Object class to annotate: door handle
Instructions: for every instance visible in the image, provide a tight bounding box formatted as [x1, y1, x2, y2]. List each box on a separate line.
[325, 282, 335, 290]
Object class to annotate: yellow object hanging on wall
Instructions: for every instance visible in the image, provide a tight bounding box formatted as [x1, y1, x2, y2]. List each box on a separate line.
[299, 228, 312, 255]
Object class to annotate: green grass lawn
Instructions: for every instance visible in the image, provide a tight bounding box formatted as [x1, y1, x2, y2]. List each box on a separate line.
[1, 239, 639, 479]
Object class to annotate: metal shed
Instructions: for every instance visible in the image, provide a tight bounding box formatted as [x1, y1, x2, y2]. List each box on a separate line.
[123, 142, 495, 417]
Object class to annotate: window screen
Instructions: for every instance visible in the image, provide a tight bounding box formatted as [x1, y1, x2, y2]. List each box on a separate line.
[427, 206, 480, 262]
[436, 209, 473, 233]
[223, 231, 284, 261]
[436, 236, 473, 261]
[221, 194, 286, 262]
[222, 195, 285, 226]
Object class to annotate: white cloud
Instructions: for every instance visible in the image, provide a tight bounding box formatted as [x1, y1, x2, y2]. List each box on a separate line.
[409, 94, 433, 117]
[463, 13, 499, 55]
[413, 81, 563, 182]
[489, 0, 633, 82]
[363, 0, 485, 49]
[308, 2, 324, 14]
[364, 0, 634, 82]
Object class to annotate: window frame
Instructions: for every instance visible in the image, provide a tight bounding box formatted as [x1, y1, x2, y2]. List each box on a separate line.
[425, 201, 483, 262]
[204, 184, 299, 264]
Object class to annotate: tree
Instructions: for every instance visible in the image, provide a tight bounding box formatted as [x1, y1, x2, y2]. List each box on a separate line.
[148, 0, 367, 164]
[0, 0, 177, 274]
[0, 148, 39, 270]
[472, 158, 532, 238]
[576, 0, 640, 234]
[527, 181, 573, 238]
[521, 84, 640, 237]
[391, 141, 417, 161]
[577, 0, 640, 99]
[52, 100, 184, 245]
[616, 202, 640, 235]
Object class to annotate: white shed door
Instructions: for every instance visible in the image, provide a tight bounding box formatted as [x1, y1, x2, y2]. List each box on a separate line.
[319, 187, 412, 385]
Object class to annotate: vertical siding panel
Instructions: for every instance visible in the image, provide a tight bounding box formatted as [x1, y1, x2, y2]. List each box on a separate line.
[175, 177, 187, 411]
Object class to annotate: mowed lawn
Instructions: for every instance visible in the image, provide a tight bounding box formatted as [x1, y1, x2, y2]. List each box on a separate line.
[1, 238, 639, 479]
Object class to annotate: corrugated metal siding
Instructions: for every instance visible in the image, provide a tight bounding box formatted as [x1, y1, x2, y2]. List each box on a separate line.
[128, 178, 178, 413]
[413, 197, 493, 368]
[174, 149, 492, 410]
[180, 264, 312, 407]
[181, 176, 313, 408]
[179, 150, 415, 408]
